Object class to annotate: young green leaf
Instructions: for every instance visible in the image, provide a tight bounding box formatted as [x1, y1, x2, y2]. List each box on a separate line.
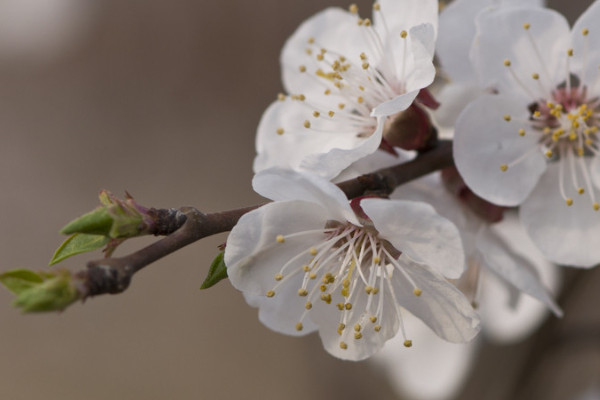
[49, 233, 110, 266]
[60, 208, 113, 236]
[200, 252, 228, 289]
[0, 269, 44, 294]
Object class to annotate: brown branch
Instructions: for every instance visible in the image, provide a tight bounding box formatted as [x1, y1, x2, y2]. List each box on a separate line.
[75, 140, 453, 300]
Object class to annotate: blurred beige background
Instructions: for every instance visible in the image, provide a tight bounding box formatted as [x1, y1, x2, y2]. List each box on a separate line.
[0, 1, 596, 399]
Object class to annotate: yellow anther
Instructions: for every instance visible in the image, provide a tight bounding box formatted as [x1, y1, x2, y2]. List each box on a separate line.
[354, 324, 362, 332]
[309, 272, 317, 280]
[305, 301, 312, 310]
[340, 341, 348, 350]
[296, 322, 303, 331]
[362, 62, 370, 70]
[583, 28, 590, 36]
[298, 288, 308, 297]
[360, 52, 367, 60]
[543, 127, 551, 134]
[354, 332, 363, 340]
[500, 164, 508, 172]
[545, 150, 553, 158]
[298, 94, 306, 101]
[316, 53, 324, 61]
[320, 285, 327, 292]
[305, 48, 312, 55]
[370, 316, 377, 323]
[569, 131, 578, 141]
[276, 128, 284, 135]
[586, 138, 594, 146]
[504, 59, 511, 67]
[342, 278, 350, 288]
[413, 288, 422, 297]
[373, 2, 380, 10]
[373, 256, 381, 264]
[357, 18, 364, 26]
[328, 111, 335, 117]
[566, 197, 573, 206]
[338, 103, 346, 109]
[568, 48, 574, 57]
[274, 274, 283, 281]
[404, 340, 413, 348]
[277, 93, 286, 101]
[338, 323, 345, 332]
[594, 203, 600, 211]
[276, 234, 285, 243]
[349, 4, 358, 13]
[337, 302, 344, 310]
[359, 85, 365, 91]
[592, 126, 599, 133]
[504, 114, 511, 121]
[299, 65, 306, 73]
[578, 147, 585, 157]
[320, 293, 331, 303]
[324, 89, 331, 96]
[308, 37, 315, 44]
[372, 288, 379, 295]
[400, 30, 408, 38]
[309, 248, 318, 256]
[345, 303, 352, 310]
[357, 96, 364, 104]
[266, 290, 275, 298]
[532, 73, 539, 80]
[363, 18, 372, 26]
[523, 23, 531, 30]
[374, 325, 381, 332]
[533, 111, 541, 118]
[578, 187, 585, 195]
[519, 129, 526, 136]
[341, 288, 349, 297]
[313, 111, 320, 118]
[302, 265, 310, 272]
[365, 286, 373, 294]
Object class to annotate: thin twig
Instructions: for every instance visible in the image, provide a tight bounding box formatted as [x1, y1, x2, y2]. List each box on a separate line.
[76, 141, 453, 299]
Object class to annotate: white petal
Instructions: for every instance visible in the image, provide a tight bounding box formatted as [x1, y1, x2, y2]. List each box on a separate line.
[373, 315, 478, 400]
[437, 0, 488, 83]
[225, 200, 330, 295]
[254, 98, 370, 179]
[334, 147, 415, 183]
[571, 0, 600, 90]
[476, 218, 562, 316]
[433, 82, 484, 129]
[310, 279, 400, 361]
[472, 6, 569, 97]
[454, 94, 547, 206]
[521, 162, 600, 267]
[299, 116, 384, 180]
[391, 172, 481, 258]
[280, 7, 371, 105]
[361, 198, 465, 279]
[404, 23, 436, 92]
[374, 0, 438, 38]
[252, 168, 358, 225]
[591, 156, 600, 189]
[391, 256, 481, 343]
[243, 290, 318, 337]
[371, 90, 419, 117]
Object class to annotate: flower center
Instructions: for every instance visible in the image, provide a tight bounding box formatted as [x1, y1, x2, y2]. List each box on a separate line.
[267, 221, 421, 351]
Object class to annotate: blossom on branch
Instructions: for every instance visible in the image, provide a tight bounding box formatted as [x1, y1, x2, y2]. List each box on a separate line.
[224, 168, 480, 360]
[453, 1, 600, 267]
[254, 0, 438, 180]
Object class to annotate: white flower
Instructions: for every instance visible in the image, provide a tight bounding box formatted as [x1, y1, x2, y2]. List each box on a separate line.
[254, 1, 438, 180]
[453, 2, 600, 267]
[225, 168, 480, 360]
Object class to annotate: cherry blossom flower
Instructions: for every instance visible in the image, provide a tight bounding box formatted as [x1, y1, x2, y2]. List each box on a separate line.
[254, 0, 438, 180]
[453, 2, 600, 267]
[225, 168, 480, 360]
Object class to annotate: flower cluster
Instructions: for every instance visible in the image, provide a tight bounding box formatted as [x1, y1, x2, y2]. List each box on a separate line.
[222, 0, 599, 364]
